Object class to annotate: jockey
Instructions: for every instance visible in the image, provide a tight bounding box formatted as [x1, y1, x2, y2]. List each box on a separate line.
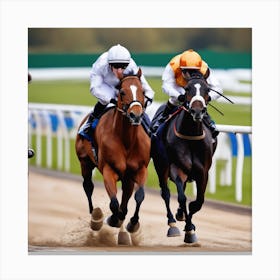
[153, 49, 223, 138]
[79, 44, 155, 136]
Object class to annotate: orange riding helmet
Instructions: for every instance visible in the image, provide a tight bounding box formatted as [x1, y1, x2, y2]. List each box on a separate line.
[179, 49, 202, 69]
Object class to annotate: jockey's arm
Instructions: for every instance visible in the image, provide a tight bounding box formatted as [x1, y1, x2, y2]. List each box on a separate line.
[162, 64, 185, 104]
[90, 75, 117, 105]
[90, 57, 117, 105]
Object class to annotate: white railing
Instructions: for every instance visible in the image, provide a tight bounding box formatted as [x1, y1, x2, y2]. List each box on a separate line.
[29, 67, 251, 94]
[28, 102, 251, 203]
[209, 124, 251, 202]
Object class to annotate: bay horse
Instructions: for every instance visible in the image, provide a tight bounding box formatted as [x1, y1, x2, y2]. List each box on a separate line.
[75, 69, 150, 245]
[151, 72, 217, 244]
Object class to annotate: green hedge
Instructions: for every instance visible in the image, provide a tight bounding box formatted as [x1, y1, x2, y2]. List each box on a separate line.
[28, 51, 251, 69]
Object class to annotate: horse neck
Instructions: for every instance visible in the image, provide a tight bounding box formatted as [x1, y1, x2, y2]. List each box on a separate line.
[176, 110, 203, 136]
[113, 110, 138, 146]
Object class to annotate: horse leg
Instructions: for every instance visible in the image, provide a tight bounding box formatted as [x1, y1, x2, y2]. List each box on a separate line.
[174, 175, 190, 233]
[103, 164, 122, 228]
[119, 177, 134, 222]
[80, 157, 95, 214]
[184, 173, 208, 243]
[158, 176, 180, 237]
[79, 157, 104, 231]
[176, 181, 187, 221]
[126, 185, 144, 233]
[117, 177, 134, 245]
[126, 166, 148, 234]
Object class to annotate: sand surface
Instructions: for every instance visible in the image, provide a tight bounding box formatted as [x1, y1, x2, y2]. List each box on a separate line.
[28, 169, 252, 254]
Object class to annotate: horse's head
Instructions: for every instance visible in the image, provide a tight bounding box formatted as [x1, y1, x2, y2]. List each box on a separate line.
[183, 73, 210, 122]
[117, 68, 145, 125]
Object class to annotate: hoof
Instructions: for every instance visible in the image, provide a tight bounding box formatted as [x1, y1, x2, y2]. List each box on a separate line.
[90, 207, 104, 231]
[184, 230, 198, 243]
[105, 215, 123, 228]
[126, 221, 140, 233]
[118, 231, 131, 246]
[167, 226, 181, 237]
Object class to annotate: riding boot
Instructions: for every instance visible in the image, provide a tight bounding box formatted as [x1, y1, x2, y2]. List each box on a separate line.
[152, 101, 177, 132]
[80, 102, 107, 135]
[203, 112, 219, 138]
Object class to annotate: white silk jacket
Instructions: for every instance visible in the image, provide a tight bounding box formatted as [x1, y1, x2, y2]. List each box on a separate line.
[90, 52, 155, 105]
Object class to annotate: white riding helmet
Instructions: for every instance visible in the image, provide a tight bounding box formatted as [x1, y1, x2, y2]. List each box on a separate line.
[108, 44, 131, 64]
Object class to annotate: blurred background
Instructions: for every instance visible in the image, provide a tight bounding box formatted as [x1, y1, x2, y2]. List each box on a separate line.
[28, 28, 251, 53]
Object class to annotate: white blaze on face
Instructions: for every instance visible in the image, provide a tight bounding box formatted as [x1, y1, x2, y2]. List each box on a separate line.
[130, 85, 137, 100]
[189, 83, 206, 108]
[129, 85, 142, 109]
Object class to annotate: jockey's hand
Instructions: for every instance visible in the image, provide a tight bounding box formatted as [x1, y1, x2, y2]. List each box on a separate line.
[109, 98, 117, 105]
[177, 94, 185, 103]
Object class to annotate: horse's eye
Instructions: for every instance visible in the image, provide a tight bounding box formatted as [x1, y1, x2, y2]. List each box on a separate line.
[119, 89, 125, 96]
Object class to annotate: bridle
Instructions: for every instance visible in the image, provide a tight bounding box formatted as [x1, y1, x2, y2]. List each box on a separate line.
[173, 75, 209, 140]
[117, 76, 144, 112]
[116, 75, 145, 124]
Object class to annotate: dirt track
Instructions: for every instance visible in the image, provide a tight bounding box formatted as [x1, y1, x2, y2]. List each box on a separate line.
[28, 168, 252, 254]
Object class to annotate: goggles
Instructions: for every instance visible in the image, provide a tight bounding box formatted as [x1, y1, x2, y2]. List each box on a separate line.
[181, 68, 199, 75]
[110, 63, 129, 69]
[181, 68, 189, 74]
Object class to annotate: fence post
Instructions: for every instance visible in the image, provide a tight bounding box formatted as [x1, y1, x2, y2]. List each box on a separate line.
[235, 133, 244, 202]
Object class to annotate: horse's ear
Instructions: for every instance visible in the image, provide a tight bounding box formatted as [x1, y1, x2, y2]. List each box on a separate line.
[137, 67, 142, 78]
[204, 68, 210, 79]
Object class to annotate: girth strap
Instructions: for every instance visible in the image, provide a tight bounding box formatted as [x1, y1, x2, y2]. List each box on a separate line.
[173, 122, 206, 140]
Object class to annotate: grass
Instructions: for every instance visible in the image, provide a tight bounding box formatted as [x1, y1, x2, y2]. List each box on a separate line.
[28, 78, 252, 206]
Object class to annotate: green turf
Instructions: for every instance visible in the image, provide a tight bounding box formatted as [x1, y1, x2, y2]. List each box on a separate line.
[28, 79, 251, 126]
[28, 78, 252, 206]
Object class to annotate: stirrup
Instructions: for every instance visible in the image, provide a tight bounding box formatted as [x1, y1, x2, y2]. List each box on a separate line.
[78, 122, 91, 135]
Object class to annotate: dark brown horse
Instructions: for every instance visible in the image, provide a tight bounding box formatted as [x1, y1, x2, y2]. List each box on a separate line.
[75, 69, 150, 245]
[151, 72, 217, 244]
